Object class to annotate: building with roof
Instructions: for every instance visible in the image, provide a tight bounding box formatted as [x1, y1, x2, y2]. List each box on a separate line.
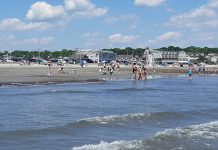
[143, 48, 189, 66]
[77, 50, 117, 63]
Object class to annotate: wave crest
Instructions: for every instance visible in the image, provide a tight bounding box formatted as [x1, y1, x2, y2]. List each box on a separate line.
[72, 120, 218, 150]
[70, 111, 185, 127]
[72, 140, 142, 150]
[155, 120, 218, 140]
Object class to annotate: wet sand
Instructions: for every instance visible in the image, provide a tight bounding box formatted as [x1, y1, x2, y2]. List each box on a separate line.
[0, 63, 217, 86]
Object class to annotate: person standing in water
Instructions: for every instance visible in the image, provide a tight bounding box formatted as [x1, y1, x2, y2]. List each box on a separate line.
[142, 66, 147, 80]
[132, 63, 138, 80]
[138, 67, 143, 80]
[188, 66, 193, 80]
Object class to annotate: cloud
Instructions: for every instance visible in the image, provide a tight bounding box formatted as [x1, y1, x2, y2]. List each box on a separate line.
[192, 32, 215, 42]
[65, 0, 95, 11]
[0, 34, 15, 46]
[167, 0, 218, 30]
[109, 34, 140, 44]
[166, 8, 173, 12]
[65, 0, 108, 17]
[134, 0, 165, 7]
[81, 32, 100, 39]
[0, 35, 55, 50]
[104, 14, 139, 30]
[208, 0, 218, 8]
[157, 31, 181, 41]
[26, 1, 66, 21]
[14, 36, 54, 45]
[0, 34, 15, 41]
[0, 18, 52, 31]
[104, 14, 139, 24]
[81, 32, 103, 48]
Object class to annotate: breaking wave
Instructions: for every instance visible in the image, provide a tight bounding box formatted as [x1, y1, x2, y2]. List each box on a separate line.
[0, 111, 190, 138]
[72, 120, 218, 150]
[72, 140, 142, 150]
[68, 111, 189, 127]
[155, 120, 218, 140]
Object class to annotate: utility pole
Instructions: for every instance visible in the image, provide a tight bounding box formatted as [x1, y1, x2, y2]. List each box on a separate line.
[38, 49, 41, 59]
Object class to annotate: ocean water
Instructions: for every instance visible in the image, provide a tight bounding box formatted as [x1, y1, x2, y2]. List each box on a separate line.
[0, 75, 218, 150]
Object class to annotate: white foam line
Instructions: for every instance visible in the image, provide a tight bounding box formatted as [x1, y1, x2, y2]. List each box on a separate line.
[72, 120, 218, 150]
[72, 140, 142, 150]
[79, 113, 149, 124]
[155, 120, 218, 139]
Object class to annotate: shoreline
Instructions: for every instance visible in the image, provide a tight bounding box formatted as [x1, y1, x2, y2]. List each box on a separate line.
[0, 63, 217, 86]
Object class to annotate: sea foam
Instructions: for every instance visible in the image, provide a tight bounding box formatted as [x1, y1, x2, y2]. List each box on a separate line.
[75, 111, 188, 126]
[72, 120, 218, 150]
[72, 140, 142, 150]
[155, 120, 218, 140]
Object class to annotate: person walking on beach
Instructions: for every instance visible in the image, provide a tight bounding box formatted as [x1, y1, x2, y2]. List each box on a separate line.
[80, 61, 84, 68]
[47, 60, 52, 77]
[109, 66, 114, 76]
[57, 67, 68, 74]
[152, 66, 155, 73]
[116, 62, 120, 72]
[99, 67, 107, 75]
[73, 66, 77, 74]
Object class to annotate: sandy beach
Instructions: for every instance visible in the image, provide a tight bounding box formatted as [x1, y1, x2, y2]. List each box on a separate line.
[0, 63, 130, 85]
[0, 63, 217, 86]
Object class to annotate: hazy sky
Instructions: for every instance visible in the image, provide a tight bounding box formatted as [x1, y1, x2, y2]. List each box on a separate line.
[0, 0, 218, 51]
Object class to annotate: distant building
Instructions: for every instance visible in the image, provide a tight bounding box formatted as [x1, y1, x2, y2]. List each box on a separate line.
[142, 47, 162, 66]
[143, 48, 189, 65]
[116, 55, 133, 63]
[70, 53, 86, 62]
[77, 50, 117, 63]
[211, 56, 218, 63]
[162, 51, 189, 64]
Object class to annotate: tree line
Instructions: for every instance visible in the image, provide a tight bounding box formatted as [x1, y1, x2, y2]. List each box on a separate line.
[103, 46, 218, 56]
[0, 46, 217, 59]
[0, 49, 76, 60]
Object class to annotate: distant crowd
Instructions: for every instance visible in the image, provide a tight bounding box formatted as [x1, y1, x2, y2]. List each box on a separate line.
[131, 63, 147, 80]
[98, 62, 120, 76]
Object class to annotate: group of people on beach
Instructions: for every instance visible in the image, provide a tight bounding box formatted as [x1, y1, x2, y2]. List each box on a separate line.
[99, 62, 120, 76]
[132, 63, 147, 80]
[45, 59, 216, 81]
[47, 61, 77, 77]
[187, 64, 216, 80]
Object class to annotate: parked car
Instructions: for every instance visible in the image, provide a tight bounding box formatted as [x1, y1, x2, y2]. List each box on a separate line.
[39, 59, 48, 65]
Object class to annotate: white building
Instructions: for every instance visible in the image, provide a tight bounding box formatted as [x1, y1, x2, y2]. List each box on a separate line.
[116, 55, 132, 62]
[178, 51, 189, 63]
[143, 48, 162, 66]
[211, 56, 218, 63]
[143, 48, 189, 65]
[161, 51, 189, 64]
[77, 50, 117, 63]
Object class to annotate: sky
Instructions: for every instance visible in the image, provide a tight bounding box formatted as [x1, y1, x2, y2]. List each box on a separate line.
[0, 0, 218, 51]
